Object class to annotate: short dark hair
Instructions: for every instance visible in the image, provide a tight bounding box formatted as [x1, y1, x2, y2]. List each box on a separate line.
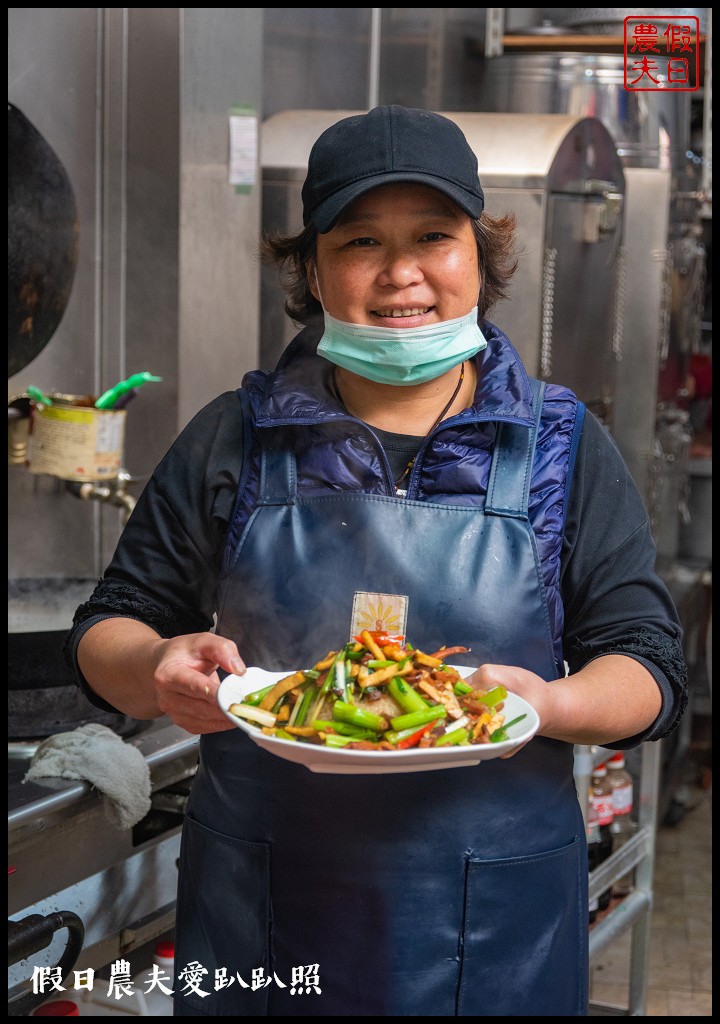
[261, 209, 520, 327]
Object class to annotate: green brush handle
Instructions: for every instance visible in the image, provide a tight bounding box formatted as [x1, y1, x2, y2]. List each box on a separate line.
[95, 372, 162, 409]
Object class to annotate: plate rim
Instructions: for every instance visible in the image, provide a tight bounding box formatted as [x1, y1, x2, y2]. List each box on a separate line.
[218, 665, 540, 772]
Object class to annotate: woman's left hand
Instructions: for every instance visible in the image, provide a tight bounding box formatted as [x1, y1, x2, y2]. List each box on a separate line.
[465, 654, 662, 751]
[464, 664, 557, 757]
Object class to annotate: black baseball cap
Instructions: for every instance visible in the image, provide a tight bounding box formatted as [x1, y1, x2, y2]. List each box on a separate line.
[302, 105, 485, 233]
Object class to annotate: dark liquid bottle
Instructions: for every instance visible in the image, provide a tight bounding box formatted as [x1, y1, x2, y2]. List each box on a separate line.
[586, 800, 602, 924]
[607, 752, 637, 897]
[590, 763, 614, 911]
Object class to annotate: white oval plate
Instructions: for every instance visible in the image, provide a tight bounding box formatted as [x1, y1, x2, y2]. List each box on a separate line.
[218, 666, 540, 774]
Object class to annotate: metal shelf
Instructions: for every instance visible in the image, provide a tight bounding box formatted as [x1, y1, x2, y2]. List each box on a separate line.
[587, 828, 651, 906]
[575, 740, 662, 1016]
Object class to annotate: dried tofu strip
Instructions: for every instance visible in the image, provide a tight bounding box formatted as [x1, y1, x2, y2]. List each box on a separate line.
[283, 725, 317, 737]
[358, 660, 413, 689]
[313, 651, 338, 671]
[382, 644, 407, 661]
[360, 630, 386, 661]
[416, 678, 464, 719]
[258, 670, 307, 710]
[412, 650, 444, 669]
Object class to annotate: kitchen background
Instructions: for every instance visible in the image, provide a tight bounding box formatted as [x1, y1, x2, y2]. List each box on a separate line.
[8, 8, 712, 1017]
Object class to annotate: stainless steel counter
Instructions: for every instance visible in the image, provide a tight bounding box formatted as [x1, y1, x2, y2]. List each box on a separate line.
[9, 718, 199, 1008]
[9, 718, 198, 830]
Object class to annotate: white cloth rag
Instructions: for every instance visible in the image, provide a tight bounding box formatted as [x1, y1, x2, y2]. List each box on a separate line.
[24, 722, 152, 830]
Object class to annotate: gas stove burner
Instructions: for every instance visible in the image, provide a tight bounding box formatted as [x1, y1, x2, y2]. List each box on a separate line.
[8, 683, 144, 741]
[8, 628, 145, 740]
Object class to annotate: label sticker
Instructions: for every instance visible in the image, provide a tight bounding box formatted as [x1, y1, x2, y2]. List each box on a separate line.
[350, 592, 408, 642]
[27, 404, 126, 481]
[228, 106, 258, 190]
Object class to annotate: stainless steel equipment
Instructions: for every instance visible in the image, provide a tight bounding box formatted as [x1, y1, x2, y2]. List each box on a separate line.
[475, 51, 693, 175]
[7, 13, 264, 1003]
[548, 8, 709, 36]
[473, 40, 712, 946]
[261, 109, 625, 424]
[8, 7, 264, 585]
[8, 720, 199, 1014]
[7, 578, 198, 1015]
[475, 49, 708, 556]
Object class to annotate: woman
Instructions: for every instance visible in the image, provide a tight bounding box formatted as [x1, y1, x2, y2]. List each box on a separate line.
[66, 106, 687, 1016]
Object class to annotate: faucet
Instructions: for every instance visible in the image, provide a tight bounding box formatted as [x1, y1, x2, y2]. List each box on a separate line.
[65, 469, 137, 523]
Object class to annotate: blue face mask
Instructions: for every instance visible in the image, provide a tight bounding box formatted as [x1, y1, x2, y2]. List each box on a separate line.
[317, 307, 487, 386]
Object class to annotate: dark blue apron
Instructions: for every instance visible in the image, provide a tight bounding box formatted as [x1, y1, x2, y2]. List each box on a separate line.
[174, 383, 588, 1016]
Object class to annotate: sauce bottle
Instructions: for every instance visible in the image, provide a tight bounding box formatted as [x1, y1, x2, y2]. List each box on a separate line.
[589, 761, 614, 911]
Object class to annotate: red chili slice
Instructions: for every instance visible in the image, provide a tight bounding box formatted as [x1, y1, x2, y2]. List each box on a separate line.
[396, 721, 437, 749]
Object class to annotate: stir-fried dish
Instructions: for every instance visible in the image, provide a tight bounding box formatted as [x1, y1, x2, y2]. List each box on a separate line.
[227, 631, 526, 751]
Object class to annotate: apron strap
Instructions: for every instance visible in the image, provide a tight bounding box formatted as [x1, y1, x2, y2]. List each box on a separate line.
[258, 431, 297, 505]
[485, 378, 545, 518]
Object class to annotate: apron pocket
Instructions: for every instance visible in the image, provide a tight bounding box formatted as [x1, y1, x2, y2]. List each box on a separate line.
[457, 836, 587, 1016]
[173, 813, 272, 1016]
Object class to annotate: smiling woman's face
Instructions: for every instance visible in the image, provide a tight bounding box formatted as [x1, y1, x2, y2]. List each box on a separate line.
[309, 183, 480, 328]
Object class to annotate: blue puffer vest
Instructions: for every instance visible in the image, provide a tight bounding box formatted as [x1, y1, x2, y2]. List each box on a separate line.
[221, 322, 583, 678]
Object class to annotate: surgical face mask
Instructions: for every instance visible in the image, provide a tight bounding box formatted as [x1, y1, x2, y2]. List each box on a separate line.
[316, 303, 488, 386]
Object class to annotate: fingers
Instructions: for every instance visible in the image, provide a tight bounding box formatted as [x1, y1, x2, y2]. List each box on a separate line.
[151, 633, 246, 734]
[185, 633, 246, 677]
[499, 739, 532, 759]
[156, 673, 236, 735]
[463, 663, 548, 751]
[467, 663, 527, 690]
[164, 696, 237, 735]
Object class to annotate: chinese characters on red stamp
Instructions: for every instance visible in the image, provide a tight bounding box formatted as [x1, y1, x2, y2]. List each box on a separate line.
[624, 15, 701, 91]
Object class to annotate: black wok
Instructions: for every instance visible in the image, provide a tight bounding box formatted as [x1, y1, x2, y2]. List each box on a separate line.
[8, 102, 79, 378]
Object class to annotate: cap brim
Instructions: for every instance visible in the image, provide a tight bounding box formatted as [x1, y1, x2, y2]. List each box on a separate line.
[310, 172, 484, 233]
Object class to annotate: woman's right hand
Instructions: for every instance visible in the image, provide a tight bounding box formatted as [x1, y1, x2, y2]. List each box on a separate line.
[148, 632, 247, 734]
[77, 620, 246, 734]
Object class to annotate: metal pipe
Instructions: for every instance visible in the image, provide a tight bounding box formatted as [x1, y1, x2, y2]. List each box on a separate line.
[65, 468, 136, 522]
[367, 9, 381, 109]
[8, 910, 85, 1016]
[588, 890, 652, 959]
